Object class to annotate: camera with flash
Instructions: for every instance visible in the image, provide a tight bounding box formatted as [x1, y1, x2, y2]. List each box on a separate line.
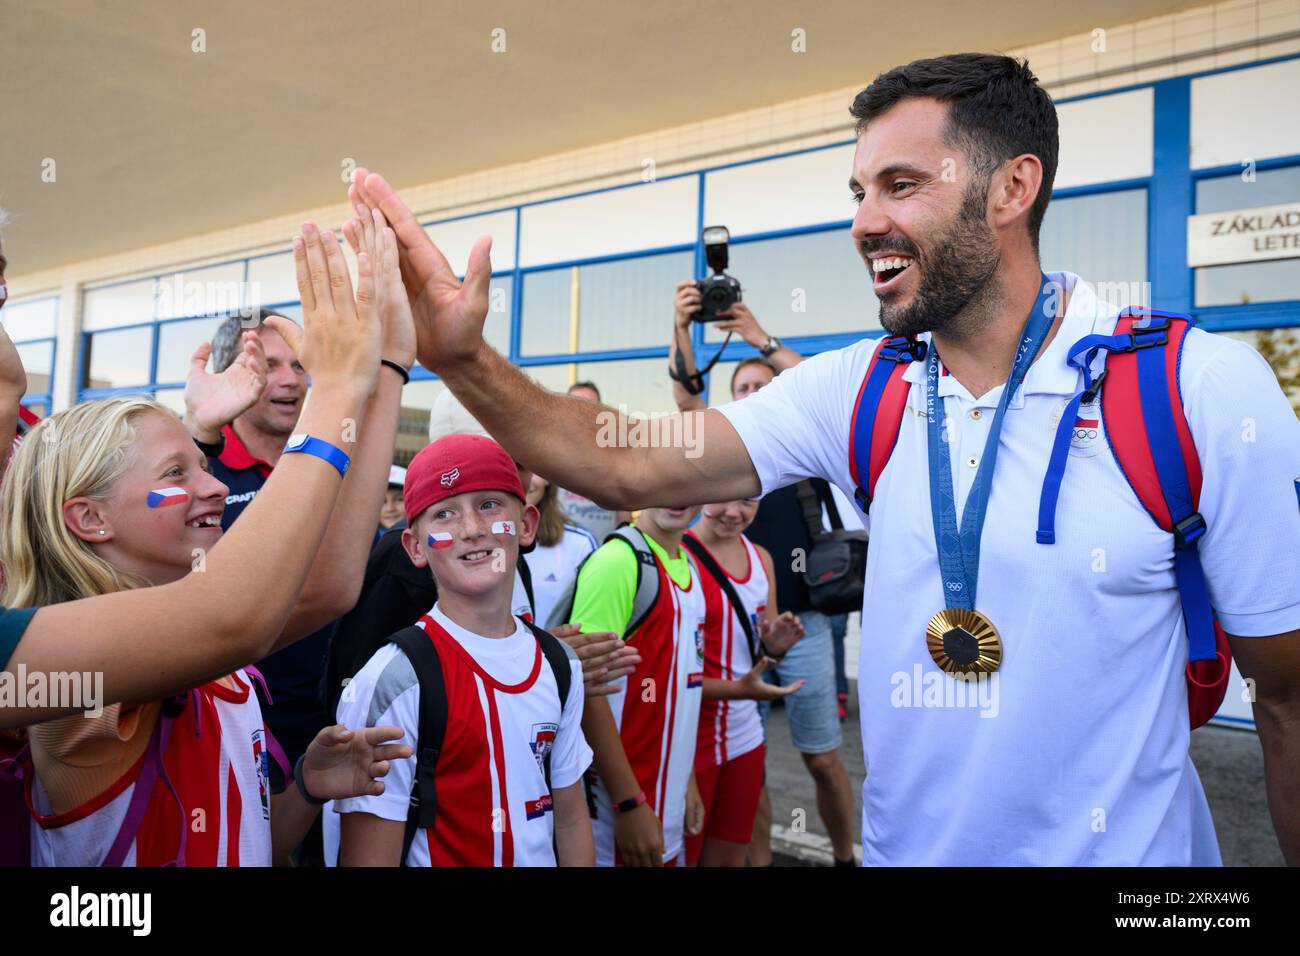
[692, 226, 742, 322]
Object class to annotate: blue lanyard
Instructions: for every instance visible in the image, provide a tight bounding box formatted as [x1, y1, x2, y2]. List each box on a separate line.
[926, 275, 1058, 611]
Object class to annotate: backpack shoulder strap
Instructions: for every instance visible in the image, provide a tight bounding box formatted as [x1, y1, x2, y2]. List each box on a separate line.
[849, 335, 924, 514]
[607, 526, 662, 638]
[542, 527, 661, 636]
[681, 533, 759, 662]
[388, 623, 448, 867]
[515, 553, 536, 620]
[1101, 307, 1216, 664]
[521, 618, 573, 715]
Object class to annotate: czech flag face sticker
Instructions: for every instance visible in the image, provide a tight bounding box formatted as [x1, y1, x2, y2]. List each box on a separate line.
[427, 532, 455, 550]
[490, 520, 516, 536]
[147, 487, 189, 509]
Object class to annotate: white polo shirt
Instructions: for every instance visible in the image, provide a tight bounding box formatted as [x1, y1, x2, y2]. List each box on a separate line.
[719, 271, 1300, 866]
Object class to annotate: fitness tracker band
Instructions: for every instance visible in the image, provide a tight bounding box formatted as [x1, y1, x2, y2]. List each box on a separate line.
[613, 792, 648, 814]
[283, 434, 350, 478]
[293, 754, 327, 806]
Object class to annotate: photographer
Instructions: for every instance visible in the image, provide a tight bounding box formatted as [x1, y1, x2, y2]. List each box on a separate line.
[668, 280, 858, 868]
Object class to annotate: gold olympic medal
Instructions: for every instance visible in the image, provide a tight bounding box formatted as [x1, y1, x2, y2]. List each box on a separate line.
[925, 607, 1003, 676]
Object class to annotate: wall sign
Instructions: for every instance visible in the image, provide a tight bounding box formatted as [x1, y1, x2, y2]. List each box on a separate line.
[1187, 201, 1300, 268]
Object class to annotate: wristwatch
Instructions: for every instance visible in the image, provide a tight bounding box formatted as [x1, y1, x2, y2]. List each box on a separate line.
[759, 335, 782, 357]
[613, 791, 648, 814]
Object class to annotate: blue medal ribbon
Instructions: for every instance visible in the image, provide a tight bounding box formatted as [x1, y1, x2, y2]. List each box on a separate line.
[926, 274, 1059, 611]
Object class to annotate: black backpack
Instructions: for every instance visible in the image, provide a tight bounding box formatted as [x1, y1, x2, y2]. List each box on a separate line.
[795, 479, 869, 615]
[544, 526, 663, 636]
[387, 616, 571, 866]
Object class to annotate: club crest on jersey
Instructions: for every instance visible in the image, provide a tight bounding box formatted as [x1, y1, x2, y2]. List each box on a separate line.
[530, 722, 558, 773]
[251, 729, 270, 820]
[1068, 402, 1103, 458]
[440, 467, 460, 487]
[525, 794, 553, 820]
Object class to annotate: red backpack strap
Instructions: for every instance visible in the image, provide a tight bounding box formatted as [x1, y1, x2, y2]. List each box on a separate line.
[1101, 309, 1202, 531]
[1101, 308, 1230, 727]
[849, 335, 924, 514]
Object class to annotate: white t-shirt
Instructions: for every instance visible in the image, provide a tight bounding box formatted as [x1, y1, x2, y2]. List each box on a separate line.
[525, 523, 598, 627]
[327, 605, 591, 867]
[718, 272, 1300, 866]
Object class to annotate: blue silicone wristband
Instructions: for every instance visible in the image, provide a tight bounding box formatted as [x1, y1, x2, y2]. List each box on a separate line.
[283, 434, 350, 478]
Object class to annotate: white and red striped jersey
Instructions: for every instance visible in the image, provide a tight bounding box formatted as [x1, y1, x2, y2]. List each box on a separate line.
[330, 605, 590, 867]
[588, 550, 706, 866]
[689, 532, 768, 769]
[28, 671, 272, 867]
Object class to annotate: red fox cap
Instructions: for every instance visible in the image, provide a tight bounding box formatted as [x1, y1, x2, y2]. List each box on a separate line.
[404, 434, 526, 524]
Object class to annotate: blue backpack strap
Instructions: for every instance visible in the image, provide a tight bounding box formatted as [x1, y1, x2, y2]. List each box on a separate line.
[849, 335, 925, 514]
[1097, 308, 1218, 666]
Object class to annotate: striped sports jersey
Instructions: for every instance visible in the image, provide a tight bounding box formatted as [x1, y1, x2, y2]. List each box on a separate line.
[28, 671, 272, 867]
[688, 532, 768, 768]
[330, 605, 590, 867]
[581, 538, 706, 865]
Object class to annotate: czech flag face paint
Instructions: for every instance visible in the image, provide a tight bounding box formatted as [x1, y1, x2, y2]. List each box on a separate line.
[147, 487, 190, 509]
[427, 532, 455, 550]
[490, 520, 516, 536]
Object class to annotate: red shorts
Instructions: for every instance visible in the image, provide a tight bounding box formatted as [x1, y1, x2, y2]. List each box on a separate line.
[685, 744, 765, 865]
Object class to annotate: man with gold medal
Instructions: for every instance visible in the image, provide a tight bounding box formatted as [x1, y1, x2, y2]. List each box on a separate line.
[344, 54, 1300, 866]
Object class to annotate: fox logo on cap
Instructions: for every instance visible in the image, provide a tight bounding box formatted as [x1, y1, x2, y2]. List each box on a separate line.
[440, 467, 460, 487]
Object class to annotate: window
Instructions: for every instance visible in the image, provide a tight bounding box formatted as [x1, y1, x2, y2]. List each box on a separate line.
[568, 357, 678, 416]
[705, 228, 879, 343]
[1040, 189, 1148, 309]
[520, 268, 571, 357]
[521, 251, 693, 357]
[485, 276, 512, 356]
[83, 326, 152, 390]
[393, 379, 447, 466]
[156, 316, 225, 385]
[153, 389, 187, 417]
[15, 340, 54, 396]
[1195, 166, 1300, 308]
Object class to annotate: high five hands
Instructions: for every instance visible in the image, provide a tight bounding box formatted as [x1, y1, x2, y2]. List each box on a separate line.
[347, 168, 492, 372]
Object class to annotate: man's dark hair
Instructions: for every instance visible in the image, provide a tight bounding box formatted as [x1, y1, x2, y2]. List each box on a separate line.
[210, 307, 290, 373]
[568, 380, 601, 400]
[850, 54, 1058, 251]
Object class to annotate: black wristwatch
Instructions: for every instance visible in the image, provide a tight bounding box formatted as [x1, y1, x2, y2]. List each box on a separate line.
[759, 335, 782, 357]
[293, 754, 327, 806]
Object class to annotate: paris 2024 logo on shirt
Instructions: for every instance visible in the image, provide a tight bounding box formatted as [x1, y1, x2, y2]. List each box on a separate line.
[530, 722, 558, 774]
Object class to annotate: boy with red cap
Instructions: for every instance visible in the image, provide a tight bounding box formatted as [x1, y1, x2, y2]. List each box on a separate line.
[333, 434, 593, 866]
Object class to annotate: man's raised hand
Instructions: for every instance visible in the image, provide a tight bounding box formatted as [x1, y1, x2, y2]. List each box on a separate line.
[348, 167, 492, 372]
[183, 333, 267, 444]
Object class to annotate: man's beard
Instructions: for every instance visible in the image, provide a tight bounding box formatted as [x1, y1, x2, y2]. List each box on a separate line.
[875, 185, 1001, 340]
